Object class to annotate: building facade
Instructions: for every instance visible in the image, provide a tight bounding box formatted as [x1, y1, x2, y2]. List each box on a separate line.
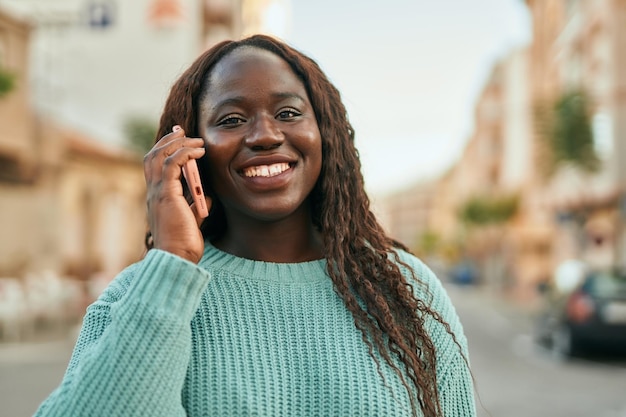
[0, 7, 146, 286]
[376, 181, 437, 252]
[0, 0, 288, 291]
[380, 0, 626, 301]
[0, 0, 291, 149]
[525, 0, 626, 273]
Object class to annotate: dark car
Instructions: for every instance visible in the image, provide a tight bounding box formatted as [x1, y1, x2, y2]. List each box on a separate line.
[534, 268, 626, 358]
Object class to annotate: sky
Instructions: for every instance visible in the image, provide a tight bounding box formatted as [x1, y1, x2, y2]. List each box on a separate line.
[1, 0, 531, 198]
[281, 0, 532, 196]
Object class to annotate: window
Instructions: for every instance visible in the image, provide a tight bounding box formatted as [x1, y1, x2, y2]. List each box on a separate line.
[592, 111, 613, 161]
[86, 0, 116, 29]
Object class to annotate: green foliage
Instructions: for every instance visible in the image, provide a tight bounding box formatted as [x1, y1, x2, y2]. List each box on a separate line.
[0, 66, 16, 97]
[414, 230, 440, 255]
[538, 90, 600, 174]
[123, 116, 158, 155]
[459, 193, 519, 226]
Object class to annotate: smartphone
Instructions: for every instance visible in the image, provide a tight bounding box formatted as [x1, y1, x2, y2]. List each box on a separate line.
[182, 159, 209, 219]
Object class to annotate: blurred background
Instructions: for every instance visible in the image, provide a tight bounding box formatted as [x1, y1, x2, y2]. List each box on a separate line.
[0, 0, 625, 416]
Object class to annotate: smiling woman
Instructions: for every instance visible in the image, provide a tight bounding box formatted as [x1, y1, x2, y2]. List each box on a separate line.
[197, 47, 323, 251]
[33, 35, 476, 417]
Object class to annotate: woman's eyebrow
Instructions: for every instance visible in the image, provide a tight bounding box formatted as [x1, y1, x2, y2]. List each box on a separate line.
[272, 92, 306, 103]
[211, 92, 306, 112]
[211, 96, 245, 112]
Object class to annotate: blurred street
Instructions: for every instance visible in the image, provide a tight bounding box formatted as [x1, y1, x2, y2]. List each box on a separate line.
[1, 285, 625, 417]
[0, 330, 75, 417]
[448, 285, 626, 417]
[1, 0, 626, 416]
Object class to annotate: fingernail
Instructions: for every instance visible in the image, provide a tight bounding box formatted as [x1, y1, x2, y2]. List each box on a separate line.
[173, 125, 182, 132]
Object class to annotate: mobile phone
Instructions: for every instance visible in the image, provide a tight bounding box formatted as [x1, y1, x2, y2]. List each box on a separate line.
[182, 159, 209, 219]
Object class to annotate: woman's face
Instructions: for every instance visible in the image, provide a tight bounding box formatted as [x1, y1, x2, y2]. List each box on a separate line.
[197, 47, 322, 224]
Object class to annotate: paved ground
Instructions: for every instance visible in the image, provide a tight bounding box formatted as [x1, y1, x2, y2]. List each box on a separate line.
[1, 286, 625, 417]
[447, 284, 626, 417]
[0, 332, 77, 417]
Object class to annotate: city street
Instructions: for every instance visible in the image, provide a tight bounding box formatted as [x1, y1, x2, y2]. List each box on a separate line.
[0, 334, 75, 417]
[447, 285, 626, 417]
[1, 1, 625, 416]
[1, 285, 625, 417]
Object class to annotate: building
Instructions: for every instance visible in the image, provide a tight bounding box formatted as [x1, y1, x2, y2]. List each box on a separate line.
[0, 0, 291, 150]
[0, 7, 146, 288]
[0, 0, 292, 306]
[378, 48, 532, 290]
[377, 180, 438, 252]
[422, 0, 626, 300]
[524, 0, 626, 272]
[425, 51, 533, 293]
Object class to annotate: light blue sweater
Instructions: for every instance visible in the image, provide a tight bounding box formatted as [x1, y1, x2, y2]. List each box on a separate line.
[35, 242, 476, 416]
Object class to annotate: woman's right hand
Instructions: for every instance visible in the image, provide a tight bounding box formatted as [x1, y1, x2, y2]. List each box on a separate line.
[143, 125, 211, 263]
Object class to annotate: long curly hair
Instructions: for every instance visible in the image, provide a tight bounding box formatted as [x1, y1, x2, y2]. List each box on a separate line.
[149, 34, 463, 417]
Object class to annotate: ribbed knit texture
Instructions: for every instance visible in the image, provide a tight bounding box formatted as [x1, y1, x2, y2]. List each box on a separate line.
[34, 243, 476, 417]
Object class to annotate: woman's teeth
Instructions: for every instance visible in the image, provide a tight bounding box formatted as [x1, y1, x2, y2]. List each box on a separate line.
[243, 162, 290, 178]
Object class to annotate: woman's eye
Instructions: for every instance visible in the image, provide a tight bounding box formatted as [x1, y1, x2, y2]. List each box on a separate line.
[277, 109, 300, 119]
[217, 115, 245, 127]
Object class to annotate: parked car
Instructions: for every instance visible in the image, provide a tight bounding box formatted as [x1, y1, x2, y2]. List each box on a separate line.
[534, 266, 626, 358]
[448, 259, 479, 285]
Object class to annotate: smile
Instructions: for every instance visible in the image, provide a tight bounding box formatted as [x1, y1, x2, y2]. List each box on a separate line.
[242, 162, 291, 178]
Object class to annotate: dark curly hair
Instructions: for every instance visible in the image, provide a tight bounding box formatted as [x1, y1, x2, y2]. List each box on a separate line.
[148, 34, 466, 417]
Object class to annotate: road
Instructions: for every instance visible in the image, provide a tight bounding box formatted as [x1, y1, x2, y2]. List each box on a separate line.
[1, 286, 625, 417]
[447, 284, 626, 417]
[0, 335, 74, 417]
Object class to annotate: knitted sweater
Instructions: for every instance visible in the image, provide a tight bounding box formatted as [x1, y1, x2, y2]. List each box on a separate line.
[35, 242, 476, 417]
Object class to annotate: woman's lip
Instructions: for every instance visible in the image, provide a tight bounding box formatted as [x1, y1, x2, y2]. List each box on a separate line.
[241, 162, 293, 178]
[237, 163, 295, 189]
[237, 155, 296, 171]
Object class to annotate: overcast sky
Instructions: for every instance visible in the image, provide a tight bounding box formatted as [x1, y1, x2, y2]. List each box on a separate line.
[282, 0, 532, 196]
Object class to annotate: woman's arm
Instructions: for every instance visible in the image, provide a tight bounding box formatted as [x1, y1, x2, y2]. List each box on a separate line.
[437, 353, 477, 417]
[396, 251, 477, 417]
[425, 271, 477, 417]
[34, 249, 211, 417]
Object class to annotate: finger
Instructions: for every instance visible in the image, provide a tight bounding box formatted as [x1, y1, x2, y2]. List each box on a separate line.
[145, 137, 205, 183]
[154, 125, 185, 148]
[144, 126, 186, 183]
[161, 146, 206, 181]
[150, 125, 204, 160]
[191, 196, 213, 225]
[155, 136, 205, 158]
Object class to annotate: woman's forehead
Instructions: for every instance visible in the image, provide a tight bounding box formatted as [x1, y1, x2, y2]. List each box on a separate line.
[203, 47, 308, 106]
[210, 47, 293, 84]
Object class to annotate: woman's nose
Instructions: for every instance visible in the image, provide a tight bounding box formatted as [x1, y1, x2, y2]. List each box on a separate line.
[244, 115, 284, 150]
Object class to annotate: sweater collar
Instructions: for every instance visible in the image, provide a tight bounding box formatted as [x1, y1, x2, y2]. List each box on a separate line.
[199, 241, 330, 284]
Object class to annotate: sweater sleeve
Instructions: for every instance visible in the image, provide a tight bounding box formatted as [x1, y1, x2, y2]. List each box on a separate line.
[34, 249, 211, 417]
[437, 354, 477, 417]
[424, 268, 477, 417]
[396, 251, 477, 417]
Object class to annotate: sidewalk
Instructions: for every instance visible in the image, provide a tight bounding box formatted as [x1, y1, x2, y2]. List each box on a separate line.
[0, 324, 79, 365]
[445, 282, 537, 336]
[0, 327, 79, 417]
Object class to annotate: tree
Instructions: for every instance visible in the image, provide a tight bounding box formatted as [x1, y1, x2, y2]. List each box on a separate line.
[457, 193, 519, 290]
[459, 193, 519, 226]
[414, 230, 440, 257]
[537, 90, 600, 175]
[123, 116, 158, 155]
[0, 65, 15, 98]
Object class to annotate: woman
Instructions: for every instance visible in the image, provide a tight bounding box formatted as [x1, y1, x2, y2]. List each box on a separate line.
[35, 34, 476, 417]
